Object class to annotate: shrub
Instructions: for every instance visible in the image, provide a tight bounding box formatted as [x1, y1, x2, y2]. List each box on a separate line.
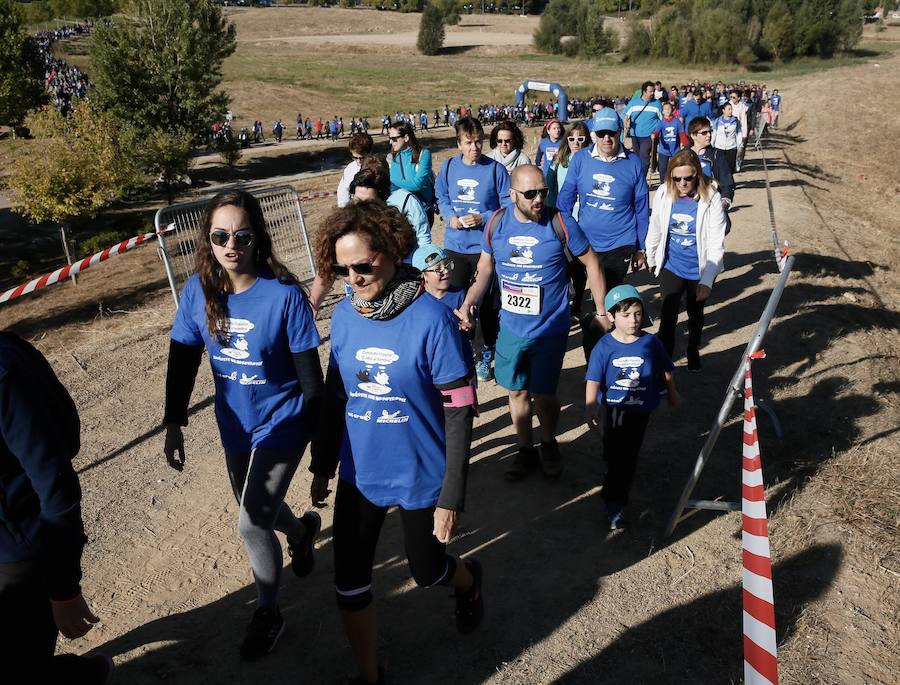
[77, 230, 130, 259]
[10, 259, 30, 280]
[417, 5, 445, 55]
[577, 0, 619, 58]
[533, 0, 579, 54]
[622, 15, 651, 62]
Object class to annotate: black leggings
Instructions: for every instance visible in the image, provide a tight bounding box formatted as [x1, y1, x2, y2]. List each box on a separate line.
[601, 407, 650, 507]
[598, 245, 635, 292]
[333, 479, 456, 611]
[447, 248, 499, 351]
[657, 267, 706, 359]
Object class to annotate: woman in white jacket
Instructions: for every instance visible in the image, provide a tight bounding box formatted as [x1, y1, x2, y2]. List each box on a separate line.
[711, 102, 743, 174]
[646, 148, 726, 371]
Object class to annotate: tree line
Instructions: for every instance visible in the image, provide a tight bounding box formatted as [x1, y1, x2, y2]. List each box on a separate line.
[536, 0, 872, 64]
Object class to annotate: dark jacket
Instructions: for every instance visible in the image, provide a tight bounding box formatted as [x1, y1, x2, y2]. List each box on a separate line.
[0, 333, 85, 600]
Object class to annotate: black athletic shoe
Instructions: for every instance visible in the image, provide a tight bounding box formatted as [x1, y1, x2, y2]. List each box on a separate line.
[455, 558, 484, 634]
[687, 348, 702, 372]
[540, 440, 563, 478]
[240, 606, 284, 660]
[287, 511, 321, 578]
[505, 445, 539, 481]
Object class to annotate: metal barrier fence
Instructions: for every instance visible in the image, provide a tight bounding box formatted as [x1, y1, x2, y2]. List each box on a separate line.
[154, 185, 316, 306]
[665, 255, 795, 537]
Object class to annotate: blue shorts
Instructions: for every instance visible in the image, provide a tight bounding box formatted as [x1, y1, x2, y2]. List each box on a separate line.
[494, 328, 567, 395]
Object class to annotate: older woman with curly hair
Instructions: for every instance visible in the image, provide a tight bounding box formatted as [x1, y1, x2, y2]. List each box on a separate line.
[310, 201, 483, 685]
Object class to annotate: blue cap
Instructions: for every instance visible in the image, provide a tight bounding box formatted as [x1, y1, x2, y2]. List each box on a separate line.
[412, 244, 449, 272]
[590, 107, 621, 133]
[604, 284, 642, 313]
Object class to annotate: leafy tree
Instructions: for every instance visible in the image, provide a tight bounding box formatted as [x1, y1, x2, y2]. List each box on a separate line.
[5, 104, 141, 228]
[89, 1, 235, 199]
[577, 0, 619, 58]
[622, 14, 651, 61]
[0, 0, 46, 134]
[125, 126, 194, 204]
[432, 0, 462, 25]
[836, 0, 864, 51]
[533, 0, 580, 54]
[761, 0, 794, 60]
[398, 0, 425, 11]
[417, 4, 444, 55]
[216, 135, 242, 168]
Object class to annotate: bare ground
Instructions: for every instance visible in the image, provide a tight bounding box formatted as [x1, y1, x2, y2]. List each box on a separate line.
[0, 19, 898, 685]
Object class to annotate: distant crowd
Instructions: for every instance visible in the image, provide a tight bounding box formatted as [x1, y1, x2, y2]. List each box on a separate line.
[33, 23, 93, 115]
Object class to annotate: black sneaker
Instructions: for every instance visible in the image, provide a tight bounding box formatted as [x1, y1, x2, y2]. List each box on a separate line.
[287, 511, 321, 578]
[540, 440, 563, 478]
[687, 348, 702, 372]
[505, 445, 539, 481]
[240, 606, 284, 660]
[455, 558, 484, 634]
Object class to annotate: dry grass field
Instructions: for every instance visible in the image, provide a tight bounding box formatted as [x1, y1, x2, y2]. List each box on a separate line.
[0, 10, 898, 685]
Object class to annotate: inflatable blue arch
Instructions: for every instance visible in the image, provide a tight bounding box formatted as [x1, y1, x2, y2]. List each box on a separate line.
[515, 80, 570, 122]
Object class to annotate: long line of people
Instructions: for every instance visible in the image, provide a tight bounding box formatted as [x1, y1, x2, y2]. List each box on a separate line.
[33, 23, 93, 115]
[5, 63, 776, 684]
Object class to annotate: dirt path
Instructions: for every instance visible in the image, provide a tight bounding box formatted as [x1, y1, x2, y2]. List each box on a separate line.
[1, 49, 897, 685]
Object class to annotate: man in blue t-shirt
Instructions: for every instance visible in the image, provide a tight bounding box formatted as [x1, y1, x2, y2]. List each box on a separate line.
[557, 107, 650, 293]
[623, 81, 662, 178]
[459, 165, 609, 481]
[435, 116, 513, 383]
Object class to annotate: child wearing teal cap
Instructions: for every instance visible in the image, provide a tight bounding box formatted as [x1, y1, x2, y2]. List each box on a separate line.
[585, 285, 680, 530]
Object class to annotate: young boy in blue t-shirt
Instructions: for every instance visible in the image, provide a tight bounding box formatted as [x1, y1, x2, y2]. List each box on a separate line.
[585, 285, 680, 530]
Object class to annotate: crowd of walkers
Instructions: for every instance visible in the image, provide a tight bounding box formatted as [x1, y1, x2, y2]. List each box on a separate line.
[3, 65, 781, 684]
[33, 23, 93, 115]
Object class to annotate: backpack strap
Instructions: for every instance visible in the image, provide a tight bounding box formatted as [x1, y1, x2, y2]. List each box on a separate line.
[549, 209, 569, 247]
[485, 207, 507, 249]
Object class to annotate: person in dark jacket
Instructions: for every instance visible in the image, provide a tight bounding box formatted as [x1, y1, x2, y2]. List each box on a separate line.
[0, 332, 111, 682]
[688, 117, 735, 234]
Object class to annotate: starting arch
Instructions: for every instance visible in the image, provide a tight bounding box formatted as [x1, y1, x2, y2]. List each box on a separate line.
[515, 80, 570, 122]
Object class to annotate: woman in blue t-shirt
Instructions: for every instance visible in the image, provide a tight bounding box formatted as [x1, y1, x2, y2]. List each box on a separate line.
[645, 149, 726, 371]
[163, 190, 323, 660]
[310, 202, 482, 685]
[535, 118, 564, 177]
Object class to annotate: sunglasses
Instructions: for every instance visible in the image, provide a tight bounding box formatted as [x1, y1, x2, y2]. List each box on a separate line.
[568, 135, 586, 143]
[595, 131, 618, 139]
[423, 259, 455, 274]
[513, 187, 549, 200]
[352, 155, 364, 162]
[388, 135, 402, 142]
[673, 174, 696, 183]
[496, 137, 515, 144]
[210, 229, 253, 248]
[333, 256, 379, 277]
[695, 130, 712, 136]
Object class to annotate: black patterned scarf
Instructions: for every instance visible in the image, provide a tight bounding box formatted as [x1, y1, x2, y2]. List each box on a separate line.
[350, 262, 423, 320]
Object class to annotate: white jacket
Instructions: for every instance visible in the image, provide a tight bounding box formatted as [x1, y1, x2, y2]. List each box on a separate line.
[646, 184, 726, 288]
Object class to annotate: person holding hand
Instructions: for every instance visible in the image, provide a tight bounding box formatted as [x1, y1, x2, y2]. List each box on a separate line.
[310, 202, 482, 685]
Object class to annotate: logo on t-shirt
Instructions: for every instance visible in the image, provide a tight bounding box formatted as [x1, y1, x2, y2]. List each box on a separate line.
[508, 235, 539, 266]
[239, 373, 266, 386]
[376, 409, 409, 424]
[591, 173, 615, 198]
[456, 178, 479, 202]
[670, 213, 696, 247]
[219, 317, 255, 360]
[522, 271, 543, 283]
[355, 347, 399, 396]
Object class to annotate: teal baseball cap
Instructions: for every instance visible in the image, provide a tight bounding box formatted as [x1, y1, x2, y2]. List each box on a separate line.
[590, 107, 622, 133]
[604, 284, 642, 313]
[412, 244, 449, 272]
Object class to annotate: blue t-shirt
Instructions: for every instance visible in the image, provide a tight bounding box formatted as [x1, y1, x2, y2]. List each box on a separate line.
[435, 155, 511, 254]
[170, 273, 321, 453]
[536, 137, 562, 176]
[329, 294, 470, 509]
[428, 286, 465, 312]
[680, 98, 701, 129]
[653, 117, 684, 157]
[698, 153, 713, 178]
[585, 332, 674, 413]
[483, 209, 589, 339]
[665, 196, 700, 280]
[556, 147, 650, 253]
[770, 94, 781, 111]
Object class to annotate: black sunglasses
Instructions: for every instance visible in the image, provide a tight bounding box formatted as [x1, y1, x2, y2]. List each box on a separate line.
[695, 129, 712, 135]
[333, 256, 378, 277]
[513, 187, 549, 200]
[673, 174, 697, 183]
[388, 135, 402, 142]
[210, 229, 254, 248]
[496, 137, 515, 144]
[595, 131, 618, 139]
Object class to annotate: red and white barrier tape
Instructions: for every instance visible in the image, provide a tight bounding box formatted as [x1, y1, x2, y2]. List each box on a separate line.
[296, 190, 337, 203]
[0, 223, 174, 305]
[741, 349, 778, 685]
